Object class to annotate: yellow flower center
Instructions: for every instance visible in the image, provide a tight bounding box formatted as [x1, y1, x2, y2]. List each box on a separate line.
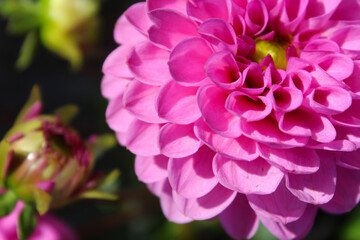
[252, 39, 288, 70]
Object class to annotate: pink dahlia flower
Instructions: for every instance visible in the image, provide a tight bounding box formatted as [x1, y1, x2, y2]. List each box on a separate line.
[0, 202, 76, 240]
[102, 0, 360, 239]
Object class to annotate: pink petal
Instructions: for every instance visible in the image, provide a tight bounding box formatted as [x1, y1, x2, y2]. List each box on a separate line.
[103, 45, 133, 78]
[331, 0, 360, 20]
[172, 184, 237, 220]
[198, 18, 237, 53]
[226, 92, 272, 121]
[260, 205, 317, 240]
[159, 123, 201, 158]
[268, 85, 303, 112]
[194, 118, 259, 161]
[169, 37, 213, 86]
[315, 53, 354, 81]
[186, 0, 231, 22]
[285, 70, 312, 94]
[219, 194, 259, 240]
[127, 41, 172, 86]
[259, 144, 320, 174]
[148, 9, 198, 50]
[285, 151, 337, 205]
[241, 63, 267, 95]
[247, 180, 307, 224]
[123, 80, 166, 123]
[114, 14, 146, 44]
[213, 154, 284, 195]
[106, 94, 134, 133]
[331, 26, 360, 59]
[278, 109, 336, 143]
[332, 99, 360, 127]
[124, 2, 152, 36]
[337, 149, 360, 170]
[197, 85, 242, 138]
[278, 0, 309, 34]
[156, 80, 201, 124]
[205, 51, 243, 90]
[147, 0, 187, 14]
[168, 146, 217, 198]
[245, 0, 269, 37]
[126, 120, 161, 156]
[303, 38, 340, 52]
[304, 0, 342, 29]
[240, 117, 309, 148]
[158, 179, 193, 223]
[135, 155, 168, 183]
[101, 75, 130, 100]
[321, 166, 360, 214]
[345, 60, 360, 96]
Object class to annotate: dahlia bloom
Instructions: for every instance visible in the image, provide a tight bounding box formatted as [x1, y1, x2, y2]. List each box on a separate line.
[102, 0, 360, 239]
[0, 202, 76, 240]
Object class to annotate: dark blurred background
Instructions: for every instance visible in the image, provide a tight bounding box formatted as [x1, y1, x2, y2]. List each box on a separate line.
[0, 0, 359, 239]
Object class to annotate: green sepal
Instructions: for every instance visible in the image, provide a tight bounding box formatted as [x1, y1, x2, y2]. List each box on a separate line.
[97, 169, 120, 192]
[33, 187, 52, 215]
[0, 140, 10, 187]
[17, 203, 37, 240]
[5, 119, 42, 139]
[14, 85, 42, 125]
[90, 134, 116, 160]
[0, 190, 18, 217]
[16, 31, 38, 71]
[53, 104, 78, 124]
[79, 190, 117, 201]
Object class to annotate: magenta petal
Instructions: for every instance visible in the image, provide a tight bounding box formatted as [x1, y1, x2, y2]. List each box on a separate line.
[159, 123, 201, 158]
[213, 154, 284, 195]
[187, 0, 231, 22]
[126, 120, 161, 156]
[247, 180, 307, 224]
[156, 80, 200, 124]
[169, 37, 213, 85]
[279, 109, 336, 143]
[332, 99, 360, 127]
[305, 86, 352, 115]
[226, 92, 272, 121]
[147, 0, 187, 14]
[127, 41, 171, 85]
[321, 166, 360, 214]
[219, 194, 259, 240]
[194, 118, 259, 161]
[124, 2, 152, 36]
[260, 205, 317, 240]
[106, 95, 134, 133]
[123, 80, 165, 123]
[135, 155, 168, 183]
[305, 0, 341, 29]
[245, 0, 269, 36]
[337, 149, 360, 170]
[316, 53, 354, 81]
[172, 184, 237, 220]
[198, 18, 237, 53]
[286, 151, 336, 205]
[331, 26, 360, 59]
[331, 0, 360, 20]
[158, 179, 193, 223]
[269, 86, 303, 112]
[205, 51, 242, 90]
[345, 60, 360, 96]
[241, 117, 309, 148]
[198, 85, 242, 138]
[101, 75, 130, 100]
[168, 146, 217, 198]
[148, 9, 198, 50]
[103, 45, 133, 78]
[259, 144, 320, 174]
[114, 14, 146, 44]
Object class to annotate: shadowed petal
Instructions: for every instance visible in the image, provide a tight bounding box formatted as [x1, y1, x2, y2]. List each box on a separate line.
[135, 155, 168, 183]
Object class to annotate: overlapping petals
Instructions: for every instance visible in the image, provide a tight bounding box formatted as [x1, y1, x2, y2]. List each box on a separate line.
[103, 0, 360, 239]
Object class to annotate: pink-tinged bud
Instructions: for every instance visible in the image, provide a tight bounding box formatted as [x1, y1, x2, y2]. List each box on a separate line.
[0, 86, 118, 219]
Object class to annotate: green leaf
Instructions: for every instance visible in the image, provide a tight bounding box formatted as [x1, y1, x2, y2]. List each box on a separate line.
[0, 140, 10, 186]
[53, 104, 78, 124]
[33, 187, 52, 215]
[16, 31, 38, 71]
[17, 204, 37, 240]
[0, 190, 18, 217]
[91, 134, 116, 159]
[13, 85, 42, 125]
